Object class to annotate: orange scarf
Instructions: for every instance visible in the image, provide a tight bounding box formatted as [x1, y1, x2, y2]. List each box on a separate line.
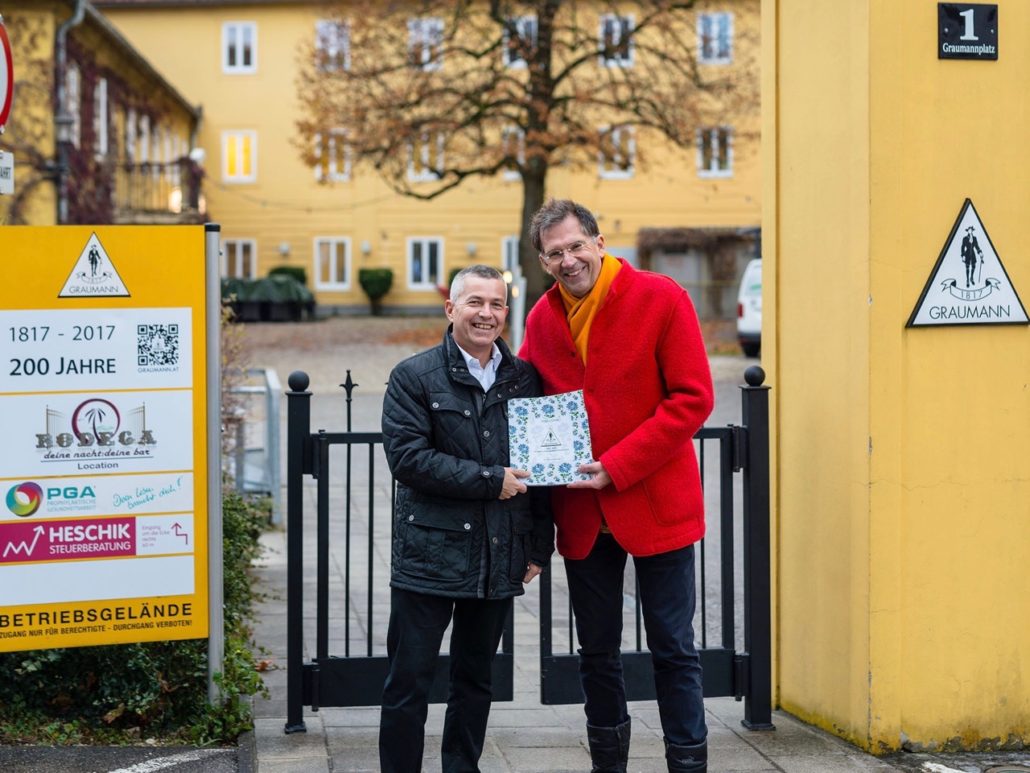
[559, 255, 622, 363]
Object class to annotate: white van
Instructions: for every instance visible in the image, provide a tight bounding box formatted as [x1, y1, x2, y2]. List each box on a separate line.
[736, 258, 761, 358]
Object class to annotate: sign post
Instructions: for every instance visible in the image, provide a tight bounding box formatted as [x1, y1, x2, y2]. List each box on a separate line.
[0, 227, 220, 678]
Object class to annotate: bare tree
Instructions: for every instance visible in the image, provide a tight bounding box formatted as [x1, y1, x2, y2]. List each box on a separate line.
[296, 0, 758, 306]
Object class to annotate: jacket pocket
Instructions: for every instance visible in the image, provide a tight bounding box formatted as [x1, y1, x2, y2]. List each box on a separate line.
[398, 506, 474, 583]
[507, 509, 534, 582]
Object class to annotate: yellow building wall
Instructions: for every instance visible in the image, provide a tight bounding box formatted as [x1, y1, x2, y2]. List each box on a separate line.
[766, 0, 1030, 752]
[102, 0, 761, 310]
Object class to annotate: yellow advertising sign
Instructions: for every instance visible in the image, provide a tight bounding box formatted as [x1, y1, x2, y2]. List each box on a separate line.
[0, 226, 209, 651]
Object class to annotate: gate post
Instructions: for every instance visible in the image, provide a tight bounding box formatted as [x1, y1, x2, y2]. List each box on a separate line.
[285, 371, 311, 734]
[741, 365, 774, 730]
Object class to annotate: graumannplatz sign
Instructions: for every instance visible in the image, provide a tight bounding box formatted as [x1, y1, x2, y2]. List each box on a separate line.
[0, 227, 220, 653]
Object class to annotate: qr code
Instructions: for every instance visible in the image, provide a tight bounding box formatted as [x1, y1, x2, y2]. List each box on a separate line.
[137, 324, 180, 366]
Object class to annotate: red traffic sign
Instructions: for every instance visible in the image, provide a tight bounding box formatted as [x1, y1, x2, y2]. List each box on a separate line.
[0, 17, 13, 131]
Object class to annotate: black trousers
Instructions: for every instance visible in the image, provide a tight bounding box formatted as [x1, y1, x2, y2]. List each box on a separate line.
[565, 534, 707, 746]
[379, 587, 511, 773]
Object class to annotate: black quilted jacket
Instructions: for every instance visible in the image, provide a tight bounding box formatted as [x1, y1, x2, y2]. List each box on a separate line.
[381, 329, 554, 599]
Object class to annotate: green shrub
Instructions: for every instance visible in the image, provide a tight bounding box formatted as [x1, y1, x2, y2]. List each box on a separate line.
[0, 491, 270, 745]
[358, 268, 394, 315]
[268, 265, 307, 286]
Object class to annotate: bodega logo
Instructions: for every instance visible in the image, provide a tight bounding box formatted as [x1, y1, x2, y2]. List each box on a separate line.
[34, 397, 157, 468]
[6, 483, 43, 517]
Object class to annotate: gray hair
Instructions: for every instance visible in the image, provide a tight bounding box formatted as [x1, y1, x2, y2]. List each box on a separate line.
[529, 199, 600, 251]
[449, 264, 507, 303]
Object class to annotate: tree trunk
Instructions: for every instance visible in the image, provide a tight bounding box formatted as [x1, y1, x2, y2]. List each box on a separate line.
[519, 169, 548, 311]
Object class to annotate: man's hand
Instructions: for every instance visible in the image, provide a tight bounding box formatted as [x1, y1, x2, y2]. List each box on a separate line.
[523, 562, 543, 584]
[567, 461, 612, 490]
[500, 468, 530, 499]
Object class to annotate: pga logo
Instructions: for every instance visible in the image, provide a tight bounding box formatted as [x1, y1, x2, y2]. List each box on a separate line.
[4, 482, 97, 517]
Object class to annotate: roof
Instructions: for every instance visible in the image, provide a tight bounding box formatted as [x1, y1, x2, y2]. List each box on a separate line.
[79, 1, 201, 120]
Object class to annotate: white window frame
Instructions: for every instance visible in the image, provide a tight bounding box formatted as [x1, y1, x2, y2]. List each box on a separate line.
[503, 16, 537, 68]
[222, 239, 257, 279]
[501, 126, 525, 181]
[501, 235, 520, 275]
[313, 237, 352, 291]
[406, 237, 444, 290]
[223, 21, 257, 74]
[407, 132, 445, 182]
[698, 12, 733, 64]
[93, 77, 108, 159]
[598, 125, 636, 179]
[408, 17, 444, 71]
[125, 108, 136, 162]
[697, 126, 733, 178]
[315, 19, 351, 72]
[314, 128, 351, 182]
[222, 130, 258, 183]
[65, 64, 81, 148]
[599, 14, 634, 68]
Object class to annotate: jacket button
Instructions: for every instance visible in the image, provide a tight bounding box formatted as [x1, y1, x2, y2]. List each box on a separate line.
[482, 470, 491, 478]
[407, 515, 414, 522]
[431, 402, 440, 409]
[463, 523, 471, 530]
[463, 409, 471, 416]
[482, 430, 490, 438]
[491, 536, 498, 544]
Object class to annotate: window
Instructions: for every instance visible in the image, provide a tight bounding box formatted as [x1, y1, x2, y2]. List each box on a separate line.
[599, 14, 633, 67]
[93, 77, 108, 159]
[408, 17, 443, 71]
[697, 126, 733, 177]
[125, 108, 136, 162]
[407, 237, 443, 290]
[222, 239, 257, 279]
[138, 114, 150, 164]
[223, 22, 257, 73]
[314, 237, 352, 290]
[598, 125, 635, 179]
[408, 132, 444, 182]
[501, 126, 524, 180]
[315, 20, 350, 72]
[502, 236, 520, 275]
[698, 12, 733, 64]
[65, 65, 81, 148]
[222, 130, 257, 183]
[504, 16, 537, 68]
[314, 128, 351, 182]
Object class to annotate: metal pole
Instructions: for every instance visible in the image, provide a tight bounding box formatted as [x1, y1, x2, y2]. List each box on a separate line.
[205, 223, 224, 706]
[740, 365, 774, 730]
[285, 371, 311, 733]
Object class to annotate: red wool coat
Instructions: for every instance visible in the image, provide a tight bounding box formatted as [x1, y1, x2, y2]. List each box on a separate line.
[520, 260, 714, 559]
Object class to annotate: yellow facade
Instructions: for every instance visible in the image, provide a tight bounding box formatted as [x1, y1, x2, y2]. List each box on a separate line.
[0, 1, 201, 226]
[98, 0, 760, 311]
[765, 0, 1030, 752]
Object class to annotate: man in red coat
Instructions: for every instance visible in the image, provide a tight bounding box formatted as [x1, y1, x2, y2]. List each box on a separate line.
[520, 199, 714, 773]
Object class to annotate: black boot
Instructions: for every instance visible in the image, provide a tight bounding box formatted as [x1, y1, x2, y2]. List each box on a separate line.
[586, 718, 631, 773]
[665, 738, 707, 772]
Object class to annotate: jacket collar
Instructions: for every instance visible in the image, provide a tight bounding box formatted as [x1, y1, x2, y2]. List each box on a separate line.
[443, 326, 517, 382]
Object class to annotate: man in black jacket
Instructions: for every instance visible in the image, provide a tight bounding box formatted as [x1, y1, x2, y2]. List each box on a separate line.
[379, 264, 553, 773]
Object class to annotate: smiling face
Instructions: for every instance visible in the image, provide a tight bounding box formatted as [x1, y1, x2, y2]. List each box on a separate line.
[445, 275, 509, 362]
[538, 214, 606, 299]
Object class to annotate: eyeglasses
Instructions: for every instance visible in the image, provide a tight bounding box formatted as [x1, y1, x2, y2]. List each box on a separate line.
[540, 237, 596, 265]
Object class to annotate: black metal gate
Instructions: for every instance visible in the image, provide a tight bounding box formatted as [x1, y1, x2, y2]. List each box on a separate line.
[283, 367, 772, 733]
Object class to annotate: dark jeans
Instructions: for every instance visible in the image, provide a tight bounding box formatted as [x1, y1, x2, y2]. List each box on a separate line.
[565, 533, 707, 746]
[379, 587, 511, 773]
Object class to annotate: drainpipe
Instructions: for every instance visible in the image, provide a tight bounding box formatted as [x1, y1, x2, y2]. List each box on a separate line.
[55, 0, 86, 224]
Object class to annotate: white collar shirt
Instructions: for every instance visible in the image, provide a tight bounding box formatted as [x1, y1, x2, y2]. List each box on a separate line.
[455, 342, 502, 392]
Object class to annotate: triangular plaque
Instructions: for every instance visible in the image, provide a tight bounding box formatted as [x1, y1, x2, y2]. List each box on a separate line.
[58, 232, 130, 298]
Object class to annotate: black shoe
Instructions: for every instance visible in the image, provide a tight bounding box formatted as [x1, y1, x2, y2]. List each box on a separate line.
[586, 718, 631, 773]
[665, 738, 707, 772]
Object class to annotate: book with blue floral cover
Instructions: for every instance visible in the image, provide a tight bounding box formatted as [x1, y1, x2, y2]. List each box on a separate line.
[507, 389, 594, 486]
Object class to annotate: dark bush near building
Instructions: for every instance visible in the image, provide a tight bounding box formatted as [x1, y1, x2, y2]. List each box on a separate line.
[358, 268, 394, 315]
